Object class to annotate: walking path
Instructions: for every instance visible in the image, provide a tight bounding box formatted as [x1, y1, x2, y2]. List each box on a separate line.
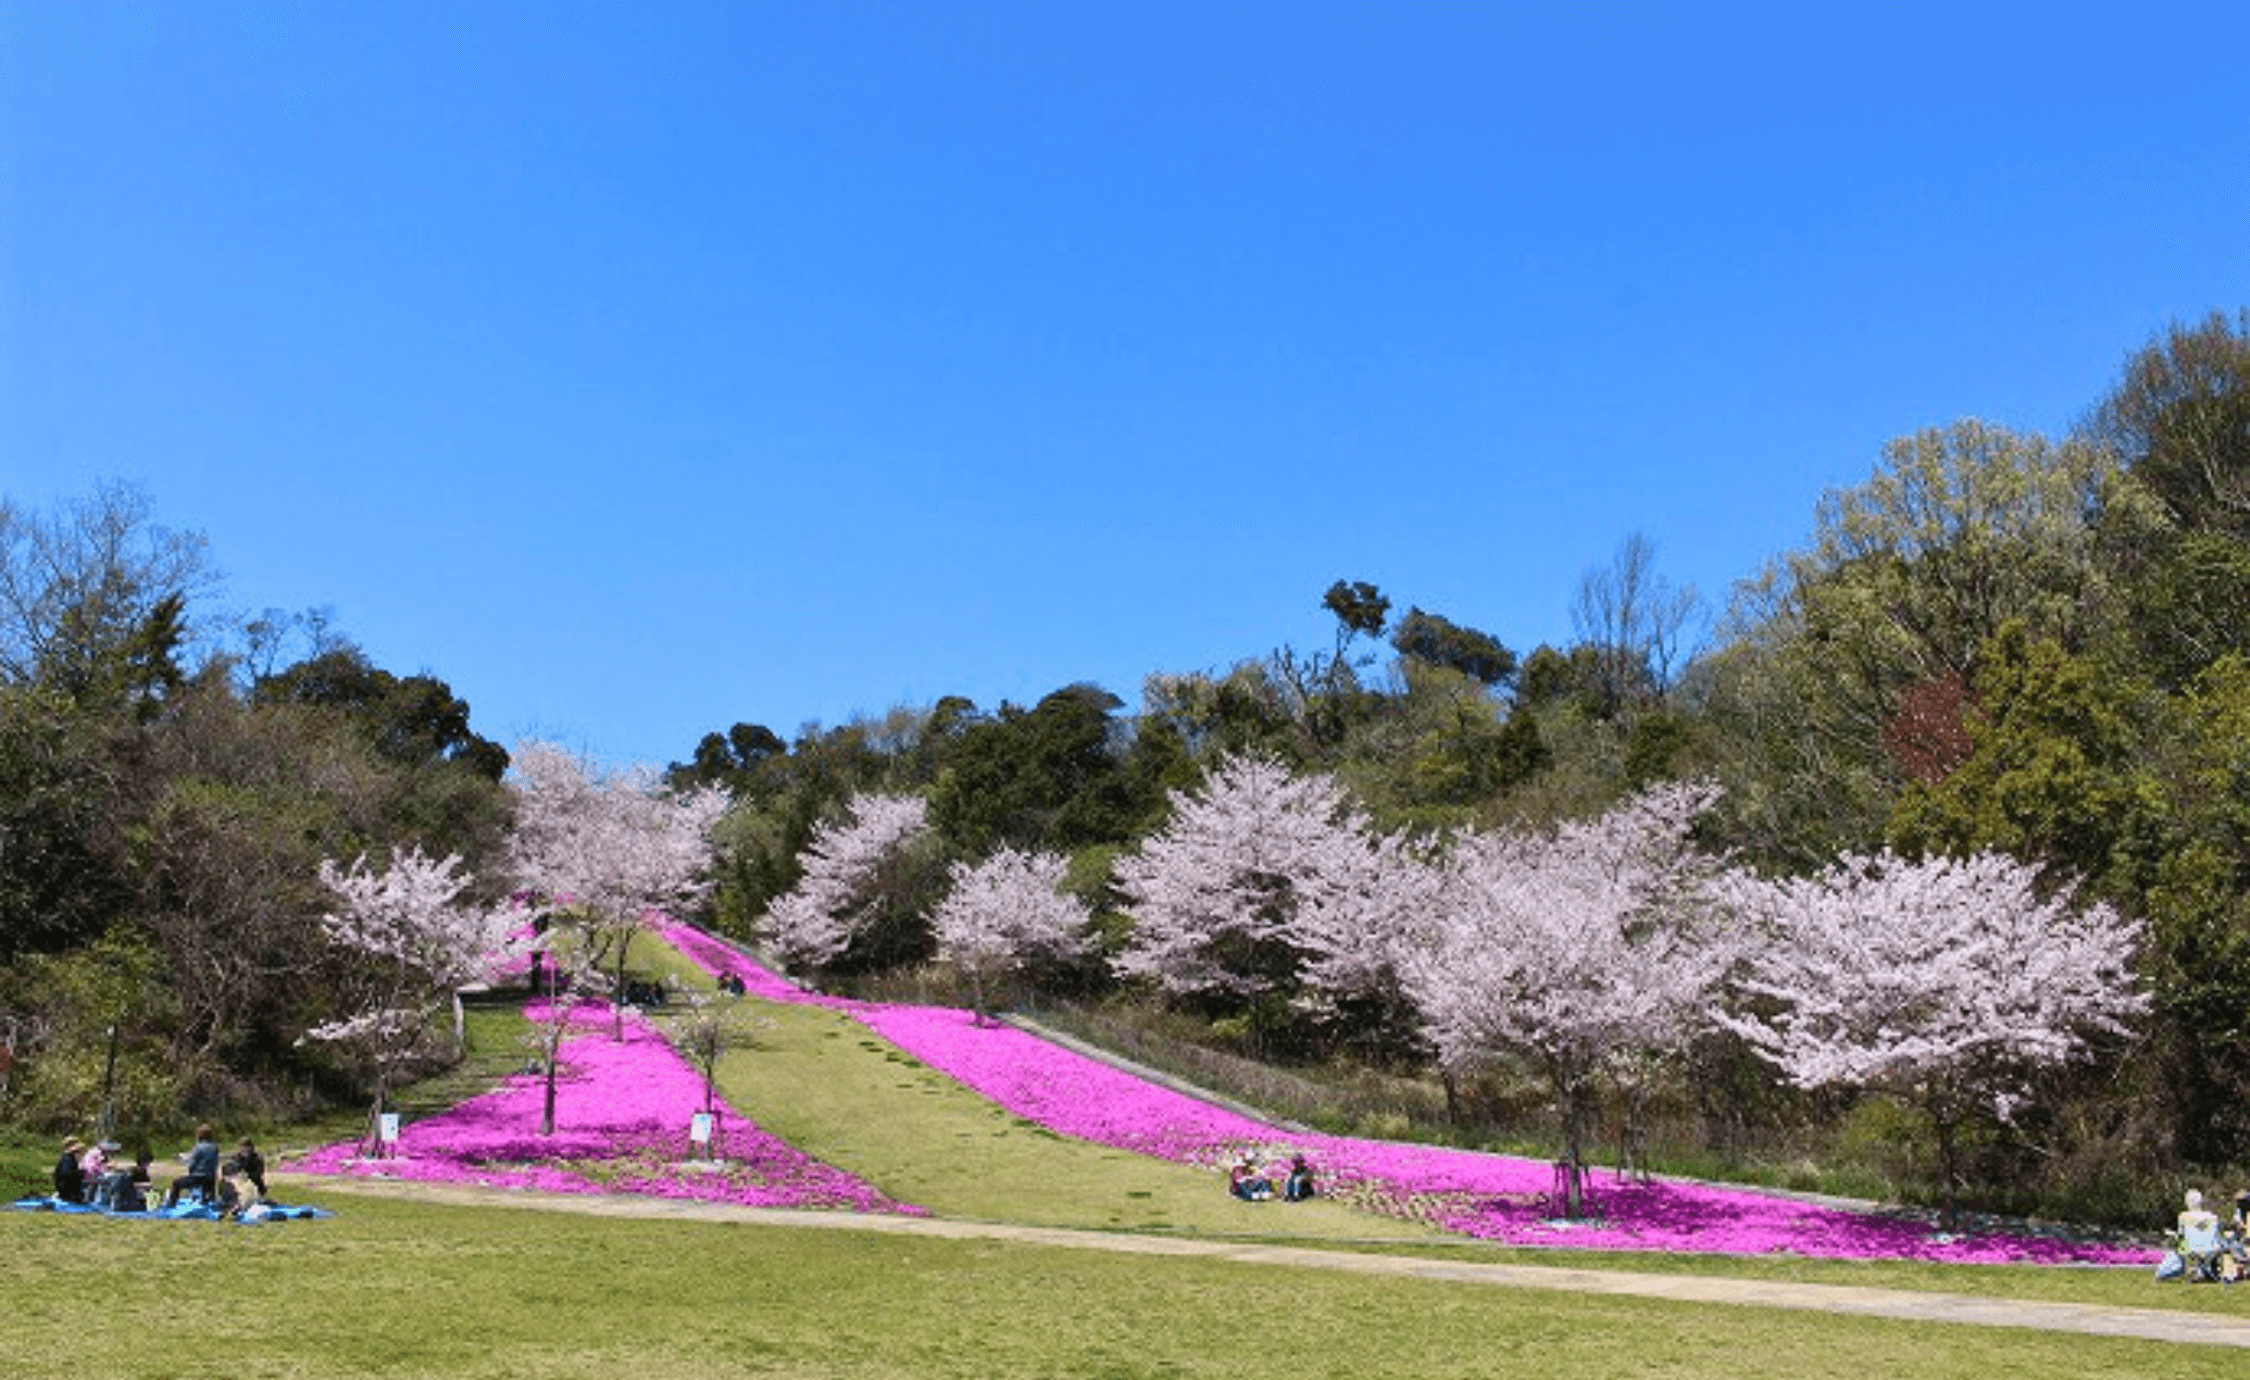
[309, 1176, 2250, 1350]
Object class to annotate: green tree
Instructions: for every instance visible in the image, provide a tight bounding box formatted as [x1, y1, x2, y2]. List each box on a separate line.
[1390, 607, 1517, 688]
[0, 682, 139, 958]
[0, 481, 214, 715]
[1139, 665, 1302, 766]
[2130, 655, 2250, 1163]
[2089, 308, 2250, 538]
[929, 684, 1159, 853]
[1886, 623, 2159, 893]
[1710, 421, 2125, 868]
[256, 646, 509, 780]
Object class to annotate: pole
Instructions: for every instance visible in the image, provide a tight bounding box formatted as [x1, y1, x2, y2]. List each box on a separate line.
[99, 1022, 120, 1140]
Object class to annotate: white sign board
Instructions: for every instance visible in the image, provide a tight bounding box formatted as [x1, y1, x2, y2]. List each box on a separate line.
[378, 1113, 401, 1146]
[690, 1112, 713, 1147]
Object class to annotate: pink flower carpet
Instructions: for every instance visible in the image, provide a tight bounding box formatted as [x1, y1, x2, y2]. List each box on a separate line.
[288, 997, 916, 1215]
[657, 921, 2155, 1266]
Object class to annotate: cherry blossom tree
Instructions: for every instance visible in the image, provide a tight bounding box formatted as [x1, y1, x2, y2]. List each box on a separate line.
[1112, 755, 1431, 1056]
[761, 792, 931, 975]
[505, 740, 729, 1041]
[1403, 781, 1735, 1218]
[930, 847, 1091, 1023]
[1291, 823, 1447, 1002]
[1115, 755, 1315, 1002]
[301, 846, 521, 1157]
[1717, 848, 2146, 1226]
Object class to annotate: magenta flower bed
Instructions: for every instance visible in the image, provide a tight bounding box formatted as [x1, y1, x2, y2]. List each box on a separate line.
[655, 922, 2155, 1265]
[289, 999, 918, 1215]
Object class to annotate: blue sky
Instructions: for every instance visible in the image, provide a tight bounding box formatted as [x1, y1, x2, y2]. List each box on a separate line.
[5, 3, 2245, 769]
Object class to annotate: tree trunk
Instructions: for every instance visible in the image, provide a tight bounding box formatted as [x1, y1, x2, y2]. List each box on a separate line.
[1555, 1066, 1593, 1220]
[1928, 1091, 1961, 1231]
[366, 1074, 391, 1160]
[611, 931, 633, 1040]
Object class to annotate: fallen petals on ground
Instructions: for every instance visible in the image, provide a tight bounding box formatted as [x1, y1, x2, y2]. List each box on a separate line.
[289, 998, 919, 1215]
[656, 921, 2155, 1266]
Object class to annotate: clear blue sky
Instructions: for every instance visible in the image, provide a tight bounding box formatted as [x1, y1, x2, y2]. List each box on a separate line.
[5, 3, 2245, 769]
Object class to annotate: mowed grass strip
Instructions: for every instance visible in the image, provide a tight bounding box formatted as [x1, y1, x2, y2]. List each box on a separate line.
[1, 1191, 2236, 1380]
[649, 972, 1434, 1240]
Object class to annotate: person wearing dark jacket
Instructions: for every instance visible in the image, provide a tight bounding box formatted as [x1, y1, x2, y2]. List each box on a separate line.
[52, 1136, 86, 1203]
[227, 1137, 267, 1200]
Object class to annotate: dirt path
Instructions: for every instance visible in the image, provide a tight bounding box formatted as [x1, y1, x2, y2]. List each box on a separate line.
[305, 1175, 2250, 1349]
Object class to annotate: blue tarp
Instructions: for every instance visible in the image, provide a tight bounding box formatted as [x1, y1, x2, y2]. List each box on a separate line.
[10, 1194, 331, 1222]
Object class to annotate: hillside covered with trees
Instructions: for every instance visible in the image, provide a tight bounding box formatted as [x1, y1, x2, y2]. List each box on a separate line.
[6, 310, 2248, 1225]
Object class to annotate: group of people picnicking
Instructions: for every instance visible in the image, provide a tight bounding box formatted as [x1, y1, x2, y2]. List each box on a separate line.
[2163, 1187, 2250, 1282]
[47, 1124, 268, 1217]
[1228, 1152, 1316, 1203]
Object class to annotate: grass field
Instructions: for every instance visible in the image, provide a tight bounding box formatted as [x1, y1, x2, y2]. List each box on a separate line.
[5, 1189, 2244, 1380]
[6, 933, 2247, 1376]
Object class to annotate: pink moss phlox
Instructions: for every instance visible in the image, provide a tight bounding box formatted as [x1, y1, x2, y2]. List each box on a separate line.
[291, 989, 918, 1214]
[656, 923, 2153, 1265]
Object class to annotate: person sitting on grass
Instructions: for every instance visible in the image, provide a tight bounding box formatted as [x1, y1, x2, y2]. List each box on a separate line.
[214, 1162, 249, 1219]
[79, 1138, 113, 1193]
[164, 1123, 221, 1208]
[2181, 1189, 2220, 1237]
[1283, 1154, 1316, 1202]
[52, 1136, 86, 1204]
[227, 1137, 267, 1201]
[94, 1152, 151, 1214]
[127, 1148, 155, 1206]
[1229, 1156, 1273, 1202]
[2176, 1189, 2230, 1281]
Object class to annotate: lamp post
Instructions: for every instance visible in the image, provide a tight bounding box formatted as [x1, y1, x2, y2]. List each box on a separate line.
[99, 1021, 120, 1140]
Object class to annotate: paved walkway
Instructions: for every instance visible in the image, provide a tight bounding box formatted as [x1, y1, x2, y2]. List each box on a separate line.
[309, 1177, 2250, 1349]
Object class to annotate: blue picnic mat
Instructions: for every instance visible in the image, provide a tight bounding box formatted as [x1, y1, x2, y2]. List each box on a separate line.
[11, 1194, 331, 1222]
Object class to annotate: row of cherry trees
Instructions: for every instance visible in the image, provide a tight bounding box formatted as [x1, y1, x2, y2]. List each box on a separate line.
[300, 735, 2147, 1219]
[764, 755, 2147, 1220]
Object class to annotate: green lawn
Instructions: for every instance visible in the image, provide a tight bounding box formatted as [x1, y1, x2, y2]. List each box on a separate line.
[1, 1191, 2237, 1380]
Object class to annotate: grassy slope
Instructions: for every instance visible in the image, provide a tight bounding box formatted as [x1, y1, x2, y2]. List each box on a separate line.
[689, 988, 1435, 1240]
[1, 1192, 2237, 1380]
